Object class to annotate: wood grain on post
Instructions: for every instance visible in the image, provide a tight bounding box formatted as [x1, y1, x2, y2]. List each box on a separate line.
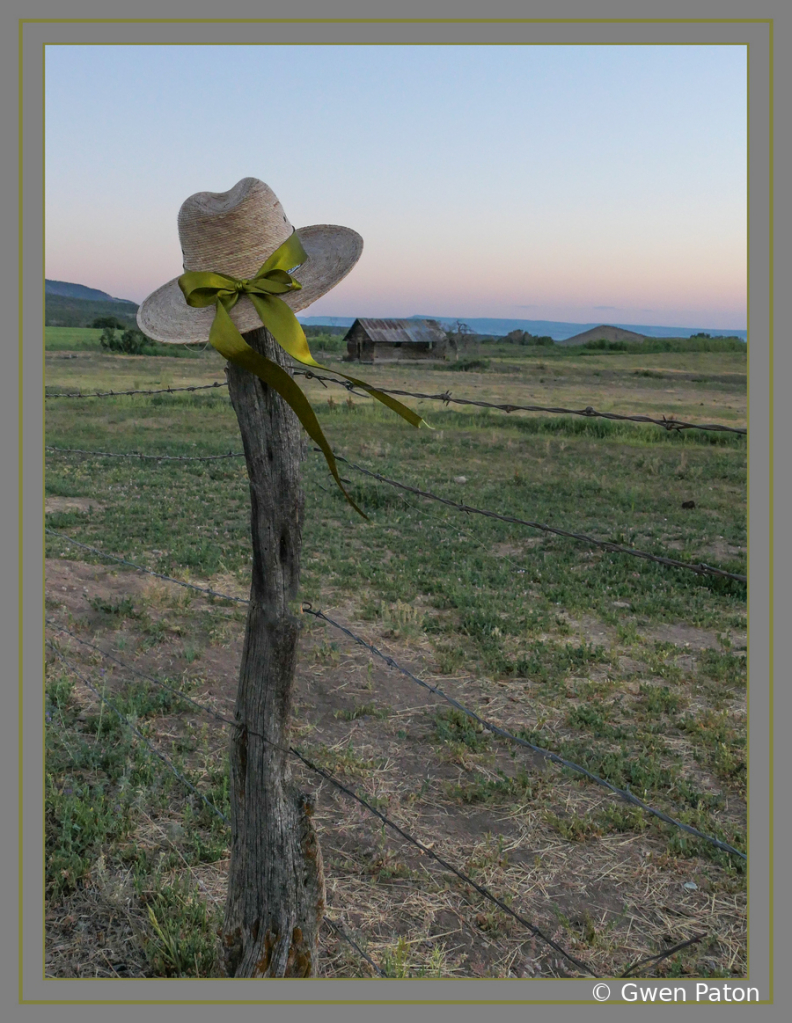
[220, 326, 325, 977]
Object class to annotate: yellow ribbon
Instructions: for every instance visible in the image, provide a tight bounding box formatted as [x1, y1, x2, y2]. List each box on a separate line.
[178, 232, 426, 516]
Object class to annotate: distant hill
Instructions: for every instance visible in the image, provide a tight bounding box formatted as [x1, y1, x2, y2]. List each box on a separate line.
[298, 314, 746, 343]
[557, 325, 647, 347]
[46, 295, 140, 329]
[45, 279, 137, 304]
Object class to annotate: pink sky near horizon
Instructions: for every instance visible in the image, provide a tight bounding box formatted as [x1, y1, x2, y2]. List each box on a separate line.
[45, 44, 747, 330]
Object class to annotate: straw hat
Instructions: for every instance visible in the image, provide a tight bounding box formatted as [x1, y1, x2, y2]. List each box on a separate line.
[137, 177, 363, 343]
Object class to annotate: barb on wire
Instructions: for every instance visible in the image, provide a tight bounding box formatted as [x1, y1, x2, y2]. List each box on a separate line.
[302, 605, 746, 862]
[48, 644, 229, 824]
[295, 370, 747, 436]
[46, 445, 244, 462]
[290, 746, 597, 977]
[44, 381, 229, 399]
[620, 933, 706, 979]
[314, 451, 747, 585]
[43, 365, 744, 436]
[44, 531, 745, 858]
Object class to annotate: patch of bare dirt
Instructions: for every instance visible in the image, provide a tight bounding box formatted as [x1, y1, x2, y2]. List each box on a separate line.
[642, 624, 731, 650]
[45, 497, 105, 515]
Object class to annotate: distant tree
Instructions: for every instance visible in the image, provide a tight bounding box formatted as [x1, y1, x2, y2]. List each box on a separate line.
[91, 316, 126, 329]
[503, 330, 554, 347]
[444, 320, 474, 355]
[506, 329, 530, 344]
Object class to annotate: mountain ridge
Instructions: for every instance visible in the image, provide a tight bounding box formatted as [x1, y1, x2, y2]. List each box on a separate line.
[42, 282, 746, 342]
[45, 279, 137, 305]
[297, 314, 746, 343]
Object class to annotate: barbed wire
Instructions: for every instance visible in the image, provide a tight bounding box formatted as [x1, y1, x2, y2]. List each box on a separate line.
[323, 451, 748, 585]
[46, 626, 592, 977]
[44, 529, 250, 604]
[322, 917, 386, 978]
[301, 606, 746, 862]
[620, 933, 706, 979]
[43, 443, 746, 584]
[46, 634, 386, 977]
[48, 620, 708, 978]
[44, 381, 229, 399]
[46, 445, 243, 462]
[43, 531, 745, 860]
[43, 369, 745, 437]
[290, 745, 598, 977]
[47, 621, 239, 726]
[294, 370, 747, 436]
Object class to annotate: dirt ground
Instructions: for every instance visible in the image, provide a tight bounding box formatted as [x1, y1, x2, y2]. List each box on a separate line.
[45, 556, 746, 981]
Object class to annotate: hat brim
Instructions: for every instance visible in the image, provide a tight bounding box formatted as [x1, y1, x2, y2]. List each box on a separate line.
[136, 225, 362, 344]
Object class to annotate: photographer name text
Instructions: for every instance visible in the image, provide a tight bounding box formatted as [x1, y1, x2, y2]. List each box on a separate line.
[621, 983, 759, 1003]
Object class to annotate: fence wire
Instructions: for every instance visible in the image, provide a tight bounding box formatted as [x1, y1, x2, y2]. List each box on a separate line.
[47, 630, 594, 978]
[294, 369, 747, 436]
[46, 445, 243, 462]
[45, 381, 229, 399]
[44, 529, 745, 861]
[44, 371, 746, 437]
[321, 451, 747, 585]
[47, 636, 388, 976]
[302, 605, 746, 862]
[290, 745, 598, 977]
[45, 528, 250, 604]
[44, 444, 746, 585]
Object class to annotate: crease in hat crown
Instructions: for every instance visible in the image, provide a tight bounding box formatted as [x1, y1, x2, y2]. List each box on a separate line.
[178, 177, 294, 279]
[137, 176, 364, 344]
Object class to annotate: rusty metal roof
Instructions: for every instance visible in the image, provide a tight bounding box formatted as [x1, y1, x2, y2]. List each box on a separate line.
[345, 318, 447, 345]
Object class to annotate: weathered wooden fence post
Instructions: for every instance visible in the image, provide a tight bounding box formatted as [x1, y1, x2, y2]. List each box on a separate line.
[136, 178, 421, 977]
[219, 325, 324, 978]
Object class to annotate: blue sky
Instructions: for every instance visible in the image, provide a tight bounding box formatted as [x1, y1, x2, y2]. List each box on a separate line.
[45, 43, 747, 328]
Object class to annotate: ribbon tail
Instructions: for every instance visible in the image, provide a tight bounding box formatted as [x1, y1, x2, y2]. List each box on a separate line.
[209, 302, 367, 519]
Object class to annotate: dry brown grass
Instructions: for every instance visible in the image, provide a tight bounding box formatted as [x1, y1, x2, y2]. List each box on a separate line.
[45, 565, 746, 980]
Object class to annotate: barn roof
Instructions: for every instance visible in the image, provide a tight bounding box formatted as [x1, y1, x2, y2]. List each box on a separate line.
[346, 318, 447, 345]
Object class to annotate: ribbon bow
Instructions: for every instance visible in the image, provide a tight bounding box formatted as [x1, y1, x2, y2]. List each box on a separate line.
[179, 232, 425, 516]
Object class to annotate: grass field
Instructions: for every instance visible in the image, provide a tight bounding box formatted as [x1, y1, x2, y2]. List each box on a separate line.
[44, 329, 747, 979]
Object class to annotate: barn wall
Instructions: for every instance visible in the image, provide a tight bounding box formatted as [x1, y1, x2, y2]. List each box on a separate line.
[371, 341, 436, 362]
[344, 322, 368, 361]
[343, 323, 449, 362]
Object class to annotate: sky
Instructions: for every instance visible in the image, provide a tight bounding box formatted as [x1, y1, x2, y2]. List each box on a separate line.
[45, 44, 747, 330]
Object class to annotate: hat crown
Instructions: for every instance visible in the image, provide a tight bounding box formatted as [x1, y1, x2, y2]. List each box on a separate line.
[178, 177, 294, 279]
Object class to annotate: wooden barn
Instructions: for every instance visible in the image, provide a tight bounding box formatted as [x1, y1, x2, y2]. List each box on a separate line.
[342, 318, 449, 363]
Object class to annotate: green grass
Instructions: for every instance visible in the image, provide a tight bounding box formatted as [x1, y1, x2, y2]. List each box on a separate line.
[45, 393, 746, 652]
[44, 345, 748, 976]
[46, 327, 110, 352]
[46, 326, 206, 358]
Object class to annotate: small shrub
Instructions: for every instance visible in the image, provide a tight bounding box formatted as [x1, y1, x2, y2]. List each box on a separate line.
[100, 327, 150, 355]
[435, 708, 490, 750]
[448, 358, 490, 372]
